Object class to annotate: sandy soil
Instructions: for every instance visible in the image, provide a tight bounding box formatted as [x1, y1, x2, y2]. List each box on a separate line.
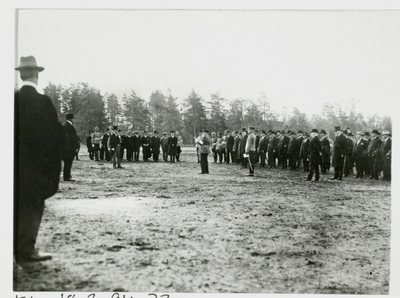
[13, 147, 391, 294]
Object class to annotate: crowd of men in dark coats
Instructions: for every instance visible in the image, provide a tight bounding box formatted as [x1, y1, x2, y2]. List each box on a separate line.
[86, 128, 184, 168]
[199, 125, 391, 181]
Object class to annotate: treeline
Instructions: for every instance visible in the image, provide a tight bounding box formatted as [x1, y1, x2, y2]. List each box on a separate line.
[44, 82, 392, 145]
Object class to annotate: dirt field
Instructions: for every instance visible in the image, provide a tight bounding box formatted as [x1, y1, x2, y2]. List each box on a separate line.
[13, 147, 391, 294]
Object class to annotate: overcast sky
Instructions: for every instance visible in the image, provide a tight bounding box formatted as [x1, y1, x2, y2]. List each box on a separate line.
[16, 9, 399, 118]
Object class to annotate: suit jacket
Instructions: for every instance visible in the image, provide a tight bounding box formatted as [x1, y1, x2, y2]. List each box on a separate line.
[332, 133, 347, 167]
[226, 135, 235, 152]
[367, 137, 383, 158]
[381, 138, 391, 158]
[353, 138, 368, 157]
[141, 136, 150, 149]
[233, 135, 240, 152]
[287, 137, 300, 155]
[320, 137, 331, 162]
[108, 131, 121, 150]
[345, 138, 354, 155]
[300, 138, 310, 158]
[278, 135, 289, 156]
[168, 136, 178, 154]
[15, 85, 65, 201]
[267, 137, 278, 153]
[124, 135, 134, 149]
[239, 134, 248, 155]
[258, 136, 268, 152]
[308, 136, 322, 164]
[151, 136, 161, 154]
[64, 121, 79, 159]
[133, 134, 141, 149]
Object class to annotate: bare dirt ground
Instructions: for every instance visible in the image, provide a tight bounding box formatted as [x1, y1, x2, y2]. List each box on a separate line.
[13, 147, 391, 294]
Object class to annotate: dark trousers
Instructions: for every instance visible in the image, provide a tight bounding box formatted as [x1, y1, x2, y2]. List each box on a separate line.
[14, 197, 45, 261]
[176, 146, 181, 161]
[289, 154, 297, 169]
[88, 149, 94, 160]
[100, 145, 105, 160]
[163, 148, 168, 161]
[307, 162, 320, 181]
[281, 155, 288, 169]
[112, 145, 121, 168]
[248, 151, 256, 175]
[119, 146, 125, 160]
[259, 151, 266, 167]
[232, 151, 237, 164]
[105, 148, 111, 161]
[303, 157, 309, 172]
[241, 153, 248, 168]
[134, 149, 140, 161]
[126, 147, 133, 161]
[93, 143, 100, 160]
[153, 152, 159, 162]
[212, 149, 217, 163]
[268, 152, 276, 167]
[334, 167, 343, 179]
[63, 157, 74, 180]
[383, 157, 391, 181]
[354, 155, 364, 177]
[143, 146, 151, 161]
[200, 153, 209, 173]
[370, 157, 380, 179]
[226, 150, 232, 164]
[170, 154, 176, 163]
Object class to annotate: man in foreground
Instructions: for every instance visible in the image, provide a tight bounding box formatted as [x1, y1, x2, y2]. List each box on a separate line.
[14, 56, 65, 263]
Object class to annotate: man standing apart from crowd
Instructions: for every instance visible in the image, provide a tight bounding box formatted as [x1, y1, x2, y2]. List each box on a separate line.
[306, 129, 322, 181]
[168, 130, 178, 163]
[14, 56, 65, 263]
[331, 126, 347, 180]
[245, 127, 256, 177]
[63, 113, 79, 181]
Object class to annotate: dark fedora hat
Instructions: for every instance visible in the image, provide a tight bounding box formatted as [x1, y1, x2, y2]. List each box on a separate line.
[311, 128, 318, 133]
[320, 129, 327, 134]
[170, 130, 175, 133]
[66, 113, 74, 120]
[364, 131, 370, 136]
[15, 56, 44, 72]
[204, 129, 210, 133]
[112, 125, 118, 130]
[334, 126, 341, 132]
[297, 130, 303, 134]
[154, 130, 158, 134]
[371, 129, 380, 135]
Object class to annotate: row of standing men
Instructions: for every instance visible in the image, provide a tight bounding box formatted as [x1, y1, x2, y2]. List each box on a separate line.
[195, 126, 391, 181]
[87, 126, 184, 168]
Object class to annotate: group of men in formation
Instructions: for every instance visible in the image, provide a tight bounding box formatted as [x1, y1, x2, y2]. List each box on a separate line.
[194, 126, 392, 181]
[86, 127, 184, 168]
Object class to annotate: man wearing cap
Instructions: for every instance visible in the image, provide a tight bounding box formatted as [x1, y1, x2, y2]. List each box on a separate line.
[380, 131, 391, 181]
[245, 127, 257, 176]
[306, 129, 322, 181]
[353, 131, 368, 178]
[15, 56, 65, 263]
[168, 131, 178, 163]
[258, 130, 268, 167]
[160, 132, 169, 162]
[63, 113, 80, 181]
[367, 130, 383, 179]
[331, 126, 347, 180]
[267, 131, 278, 168]
[288, 131, 300, 170]
[151, 131, 161, 162]
[320, 130, 331, 174]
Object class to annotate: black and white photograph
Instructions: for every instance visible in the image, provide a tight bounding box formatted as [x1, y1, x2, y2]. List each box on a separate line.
[7, 2, 400, 296]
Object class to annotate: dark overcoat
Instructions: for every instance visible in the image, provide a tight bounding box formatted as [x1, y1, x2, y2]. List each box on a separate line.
[332, 133, 347, 167]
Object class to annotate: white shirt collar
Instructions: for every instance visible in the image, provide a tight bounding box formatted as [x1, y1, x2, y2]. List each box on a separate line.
[66, 120, 73, 125]
[21, 81, 38, 90]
